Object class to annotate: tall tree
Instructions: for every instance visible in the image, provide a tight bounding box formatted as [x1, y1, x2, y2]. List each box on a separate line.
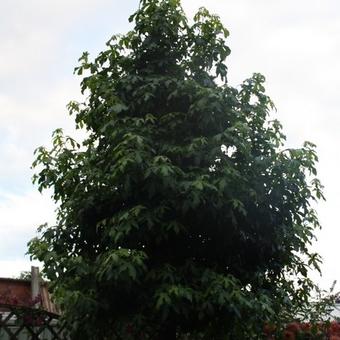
[29, 0, 324, 338]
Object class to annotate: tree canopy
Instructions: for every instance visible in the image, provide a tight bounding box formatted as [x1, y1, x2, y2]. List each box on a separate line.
[29, 0, 325, 338]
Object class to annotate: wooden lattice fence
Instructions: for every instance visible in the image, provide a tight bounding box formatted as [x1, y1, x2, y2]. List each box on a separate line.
[0, 303, 69, 340]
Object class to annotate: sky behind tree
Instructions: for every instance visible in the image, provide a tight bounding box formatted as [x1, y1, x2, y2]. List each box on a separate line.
[0, 0, 339, 290]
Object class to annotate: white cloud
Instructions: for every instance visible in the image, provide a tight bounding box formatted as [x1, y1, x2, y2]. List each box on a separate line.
[0, 191, 55, 230]
[0, 1, 138, 191]
[0, 79, 80, 195]
[0, 0, 138, 83]
[0, 191, 56, 272]
[0, 259, 41, 279]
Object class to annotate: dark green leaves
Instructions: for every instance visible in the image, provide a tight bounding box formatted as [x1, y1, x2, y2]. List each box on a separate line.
[29, 1, 325, 339]
[96, 249, 147, 282]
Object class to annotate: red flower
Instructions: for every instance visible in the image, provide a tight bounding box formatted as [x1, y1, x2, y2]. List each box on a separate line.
[283, 330, 295, 340]
[286, 322, 300, 334]
[330, 335, 340, 340]
[300, 322, 311, 333]
[263, 323, 276, 336]
[330, 321, 340, 334]
[126, 323, 133, 334]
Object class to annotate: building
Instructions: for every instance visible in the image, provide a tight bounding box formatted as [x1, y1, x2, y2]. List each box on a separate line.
[0, 267, 65, 339]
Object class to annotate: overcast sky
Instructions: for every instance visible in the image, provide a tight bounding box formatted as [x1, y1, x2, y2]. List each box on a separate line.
[0, 0, 339, 290]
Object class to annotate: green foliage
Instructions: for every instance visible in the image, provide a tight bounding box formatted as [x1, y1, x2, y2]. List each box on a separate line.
[29, 0, 325, 338]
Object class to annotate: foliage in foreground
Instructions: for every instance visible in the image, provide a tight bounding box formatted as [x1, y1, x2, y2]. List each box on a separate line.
[29, 0, 326, 338]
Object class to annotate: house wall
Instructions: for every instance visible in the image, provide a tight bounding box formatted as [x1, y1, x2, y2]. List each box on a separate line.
[0, 278, 31, 307]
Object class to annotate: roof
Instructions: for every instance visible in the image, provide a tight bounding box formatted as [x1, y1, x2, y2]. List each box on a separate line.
[0, 277, 60, 315]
